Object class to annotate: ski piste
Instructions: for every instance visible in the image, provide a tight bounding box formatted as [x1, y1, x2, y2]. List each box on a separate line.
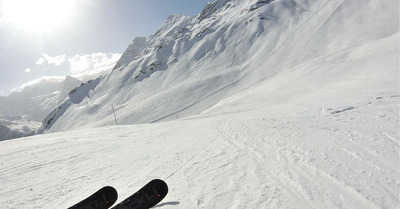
[68, 186, 118, 209]
[111, 179, 168, 209]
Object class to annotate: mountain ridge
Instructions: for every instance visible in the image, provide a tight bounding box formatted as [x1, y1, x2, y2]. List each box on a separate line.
[39, 0, 398, 134]
[0, 76, 81, 140]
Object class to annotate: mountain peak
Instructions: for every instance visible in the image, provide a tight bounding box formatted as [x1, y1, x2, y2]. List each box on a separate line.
[112, 37, 148, 70]
[154, 13, 195, 37]
[198, 0, 234, 21]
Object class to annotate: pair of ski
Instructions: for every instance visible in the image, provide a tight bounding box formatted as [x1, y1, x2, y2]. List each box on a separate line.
[68, 179, 168, 209]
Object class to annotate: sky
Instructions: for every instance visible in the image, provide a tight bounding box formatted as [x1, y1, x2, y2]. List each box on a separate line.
[0, 0, 212, 96]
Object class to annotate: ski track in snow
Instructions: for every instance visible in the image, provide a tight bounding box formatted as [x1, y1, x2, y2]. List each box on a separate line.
[0, 94, 398, 209]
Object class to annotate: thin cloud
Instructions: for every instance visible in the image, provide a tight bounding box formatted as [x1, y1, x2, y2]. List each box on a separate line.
[20, 76, 65, 90]
[9, 52, 121, 95]
[68, 52, 121, 75]
[36, 53, 66, 66]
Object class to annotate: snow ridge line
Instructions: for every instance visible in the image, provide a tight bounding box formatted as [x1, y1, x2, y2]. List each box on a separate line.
[152, 0, 341, 123]
[238, 0, 344, 82]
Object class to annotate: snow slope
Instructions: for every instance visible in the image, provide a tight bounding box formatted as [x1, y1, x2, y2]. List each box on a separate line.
[0, 0, 399, 208]
[0, 61, 398, 208]
[40, 0, 399, 133]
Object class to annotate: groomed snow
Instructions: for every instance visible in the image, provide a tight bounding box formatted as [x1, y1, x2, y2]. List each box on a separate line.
[0, 74, 398, 208]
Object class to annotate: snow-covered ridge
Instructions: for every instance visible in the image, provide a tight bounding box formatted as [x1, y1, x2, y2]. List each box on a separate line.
[39, 0, 398, 135]
[247, 0, 275, 12]
[39, 77, 101, 133]
[112, 37, 147, 70]
[198, 0, 234, 21]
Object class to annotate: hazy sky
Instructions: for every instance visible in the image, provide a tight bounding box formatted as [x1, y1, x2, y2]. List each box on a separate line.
[0, 0, 211, 96]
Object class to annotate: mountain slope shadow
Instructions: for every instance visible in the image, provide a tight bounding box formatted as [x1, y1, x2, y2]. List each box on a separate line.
[38, 78, 101, 133]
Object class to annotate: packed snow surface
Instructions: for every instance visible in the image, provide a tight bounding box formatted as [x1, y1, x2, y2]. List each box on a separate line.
[1, 0, 399, 208]
[0, 78, 398, 208]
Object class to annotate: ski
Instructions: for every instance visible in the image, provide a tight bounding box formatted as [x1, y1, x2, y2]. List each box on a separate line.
[68, 186, 118, 209]
[111, 179, 168, 209]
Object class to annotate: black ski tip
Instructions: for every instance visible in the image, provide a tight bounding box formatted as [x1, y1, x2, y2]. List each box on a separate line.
[139, 179, 168, 208]
[104, 186, 118, 204]
[150, 179, 168, 192]
[111, 179, 168, 209]
[68, 186, 118, 209]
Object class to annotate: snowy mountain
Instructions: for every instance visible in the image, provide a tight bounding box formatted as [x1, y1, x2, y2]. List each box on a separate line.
[0, 76, 81, 121]
[0, 115, 40, 140]
[39, 0, 398, 134]
[1, 0, 398, 208]
[0, 76, 81, 140]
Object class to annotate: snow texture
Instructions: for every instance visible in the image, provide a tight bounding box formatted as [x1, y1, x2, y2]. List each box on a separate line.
[0, 0, 399, 208]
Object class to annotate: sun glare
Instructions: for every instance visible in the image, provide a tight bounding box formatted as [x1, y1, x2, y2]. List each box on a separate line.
[1, 0, 76, 32]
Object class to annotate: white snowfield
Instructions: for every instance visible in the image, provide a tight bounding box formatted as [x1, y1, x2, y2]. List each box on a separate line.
[1, 0, 399, 208]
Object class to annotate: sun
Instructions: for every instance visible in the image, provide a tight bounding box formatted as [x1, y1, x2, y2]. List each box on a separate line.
[1, 0, 76, 32]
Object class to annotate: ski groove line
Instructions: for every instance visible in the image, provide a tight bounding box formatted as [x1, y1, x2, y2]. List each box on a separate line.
[381, 132, 400, 147]
[165, 137, 219, 181]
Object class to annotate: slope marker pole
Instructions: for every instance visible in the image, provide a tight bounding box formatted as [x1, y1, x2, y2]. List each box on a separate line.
[112, 104, 118, 125]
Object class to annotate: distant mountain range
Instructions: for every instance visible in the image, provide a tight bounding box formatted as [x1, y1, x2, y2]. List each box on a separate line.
[0, 76, 81, 140]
